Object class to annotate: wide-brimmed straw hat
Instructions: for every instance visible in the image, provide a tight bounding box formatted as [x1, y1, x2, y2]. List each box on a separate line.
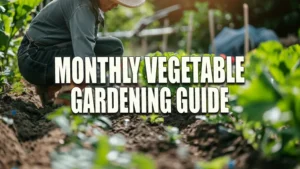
[113, 0, 146, 8]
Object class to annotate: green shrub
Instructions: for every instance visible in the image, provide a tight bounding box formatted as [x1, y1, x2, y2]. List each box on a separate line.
[0, 0, 41, 92]
[229, 41, 300, 158]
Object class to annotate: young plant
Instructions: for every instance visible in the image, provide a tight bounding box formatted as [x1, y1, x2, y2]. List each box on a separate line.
[93, 135, 156, 169]
[140, 114, 164, 125]
[177, 2, 232, 53]
[165, 126, 180, 144]
[196, 156, 233, 169]
[229, 41, 300, 159]
[0, 0, 42, 67]
[47, 107, 156, 169]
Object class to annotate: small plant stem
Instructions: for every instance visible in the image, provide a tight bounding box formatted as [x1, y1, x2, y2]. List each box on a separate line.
[162, 19, 169, 52]
[186, 13, 194, 55]
[244, 3, 249, 55]
[142, 36, 148, 55]
[259, 125, 266, 150]
[3, 36, 12, 67]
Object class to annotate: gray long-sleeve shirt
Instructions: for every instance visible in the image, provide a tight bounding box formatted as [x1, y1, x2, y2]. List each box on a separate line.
[26, 0, 102, 57]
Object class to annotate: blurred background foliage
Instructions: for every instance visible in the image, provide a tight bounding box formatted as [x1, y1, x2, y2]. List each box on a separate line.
[160, 0, 299, 53]
[153, 0, 300, 36]
[177, 2, 233, 53]
[0, 0, 41, 93]
[0, 0, 299, 88]
[101, 0, 300, 54]
[102, 1, 159, 55]
[104, 1, 157, 32]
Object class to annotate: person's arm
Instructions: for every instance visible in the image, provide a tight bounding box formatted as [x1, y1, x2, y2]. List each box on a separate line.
[68, 5, 97, 58]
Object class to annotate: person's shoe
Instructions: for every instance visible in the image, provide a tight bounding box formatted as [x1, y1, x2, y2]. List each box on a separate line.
[35, 85, 61, 107]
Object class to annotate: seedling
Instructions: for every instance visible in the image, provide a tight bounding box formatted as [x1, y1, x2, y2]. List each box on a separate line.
[149, 114, 164, 124]
[140, 114, 164, 125]
[166, 126, 180, 144]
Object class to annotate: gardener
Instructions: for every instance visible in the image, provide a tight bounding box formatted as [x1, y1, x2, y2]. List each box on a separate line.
[17, 0, 145, 106]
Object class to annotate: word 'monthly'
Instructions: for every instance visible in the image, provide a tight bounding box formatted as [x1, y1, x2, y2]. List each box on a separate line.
[55, 56, 245, 84]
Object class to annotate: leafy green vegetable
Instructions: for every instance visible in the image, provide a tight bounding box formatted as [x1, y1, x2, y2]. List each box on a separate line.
[232, 41, 300, 158]
[197, 156, 230, 169]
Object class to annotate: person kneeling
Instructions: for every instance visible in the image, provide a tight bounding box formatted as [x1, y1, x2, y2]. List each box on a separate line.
[17, 0, 145, 107]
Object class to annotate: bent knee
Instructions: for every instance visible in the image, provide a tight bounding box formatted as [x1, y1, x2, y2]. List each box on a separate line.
[96, 36, 124, 56]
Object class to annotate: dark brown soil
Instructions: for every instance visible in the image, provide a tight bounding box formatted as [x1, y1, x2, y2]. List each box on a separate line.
[0, 81, 65, 169]
[0, 81, 298, 169]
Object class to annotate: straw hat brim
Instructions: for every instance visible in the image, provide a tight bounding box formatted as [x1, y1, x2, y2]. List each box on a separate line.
[114, 0, 146, 8]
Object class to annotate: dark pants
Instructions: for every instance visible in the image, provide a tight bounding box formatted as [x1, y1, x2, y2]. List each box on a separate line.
[17, 35, 124, 86]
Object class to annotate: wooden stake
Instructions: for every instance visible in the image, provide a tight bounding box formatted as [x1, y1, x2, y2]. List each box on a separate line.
[186, 13, 194, 55]
[39, 2, 44, 10]
[162, 19, 169, 52]
[209, 10, 216, 54]
[244, 3, 249, 55]
[142, 37, 148, 55]
[129, 39, 135, 55]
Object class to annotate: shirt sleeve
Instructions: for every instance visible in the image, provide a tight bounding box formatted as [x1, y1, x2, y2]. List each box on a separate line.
[68, 5, 96, 58]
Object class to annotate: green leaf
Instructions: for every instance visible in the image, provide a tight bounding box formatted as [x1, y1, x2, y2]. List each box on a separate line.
[53, 116, 72, 135]
[282, 137, 300, 156]
[258, 41, 283, 59]
[93, 136, 110, 168]
[131, 153, 156, 169]
[280, 45, 300, 70]
[139, 115, 148, 121]
[261, 128, 281, 156]
[293, 93, 300, 134]
[0, 29, 9, 50]
[238, 71, 282, 122]
[57, 93, 71, 101]
[47, 107, 72, 120]
[280, 128, 298, 154]
[98, 116, 112, 129]
[166, 126, 180, 144]
[269, 65, 286, 85]
[239, 77, 276, 106]
[71, 116, 84, 131]
[260, 69, 282, 99]
[149, 114, 164, 124]
[10, 81, 24, 95]
[0, 0, 9, 6]
[243, 102, 276, 121]
[198, 156, 230, 169]
[0, 5, 5, 13]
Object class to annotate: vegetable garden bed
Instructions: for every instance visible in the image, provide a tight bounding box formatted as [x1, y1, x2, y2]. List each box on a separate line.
[1, 41, 300, 169]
